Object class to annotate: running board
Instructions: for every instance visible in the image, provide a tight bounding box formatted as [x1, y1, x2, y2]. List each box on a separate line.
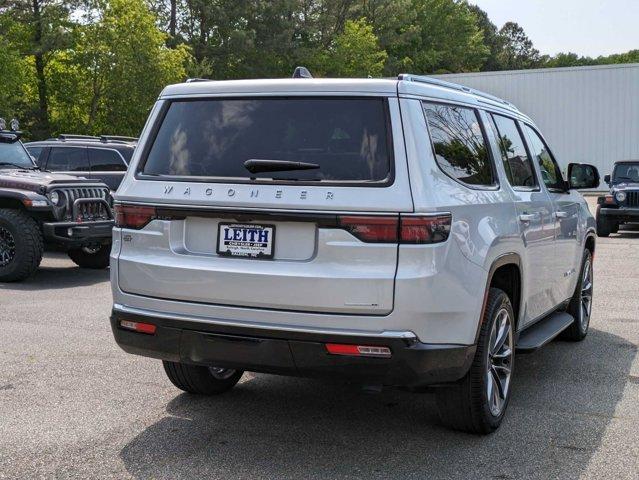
[516, 311, 574, 353]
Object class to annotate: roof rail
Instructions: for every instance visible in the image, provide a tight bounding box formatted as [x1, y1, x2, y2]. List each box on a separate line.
[186, 78, 212, 83]
[398, 73, 519, 111]
[58, 134, 100, 141]
[99, 135, 138, 143]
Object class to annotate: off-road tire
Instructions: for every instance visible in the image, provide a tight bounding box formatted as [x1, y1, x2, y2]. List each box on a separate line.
[67, 244, 111, 269]
[561, 249, 593, 342]
[0, 208, 43, 282]
[163, 361, 243, 395]
[435, 288, 514, 434]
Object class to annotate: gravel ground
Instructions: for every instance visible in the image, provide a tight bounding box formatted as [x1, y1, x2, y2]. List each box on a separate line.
[1, 197, 638, 479]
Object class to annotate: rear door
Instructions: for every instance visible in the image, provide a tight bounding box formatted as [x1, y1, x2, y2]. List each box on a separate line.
[116, 95, 411, 315]
[488, 113, 556, 325]
[523, 124, 581, 302]
[87, 147, 128, 190]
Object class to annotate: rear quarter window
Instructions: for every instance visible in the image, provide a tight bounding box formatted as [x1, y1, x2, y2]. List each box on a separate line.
[422, 102, 496, 188]
[140, 97, 393, 185]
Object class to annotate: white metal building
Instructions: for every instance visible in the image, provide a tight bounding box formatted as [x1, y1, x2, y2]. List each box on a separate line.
[436, 64, 639, 183]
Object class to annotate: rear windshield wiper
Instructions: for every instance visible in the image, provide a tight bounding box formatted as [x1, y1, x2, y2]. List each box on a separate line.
[244, 159, 320, 174]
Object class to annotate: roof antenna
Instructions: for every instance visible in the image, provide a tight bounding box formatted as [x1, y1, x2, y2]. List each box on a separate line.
[292, 66, 313, 79]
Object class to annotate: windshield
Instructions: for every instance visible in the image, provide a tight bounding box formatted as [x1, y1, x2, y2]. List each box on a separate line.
[0, 141, 36, 169]
[141, 97, 393, 184]
[612, 163, 639, 183]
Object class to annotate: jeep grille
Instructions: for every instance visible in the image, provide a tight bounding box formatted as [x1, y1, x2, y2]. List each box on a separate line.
[626, 191, 639, 208]
[53, 187, 112, 221]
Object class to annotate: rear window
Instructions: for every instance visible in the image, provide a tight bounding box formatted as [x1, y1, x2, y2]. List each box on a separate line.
[140, 97, 393, 184]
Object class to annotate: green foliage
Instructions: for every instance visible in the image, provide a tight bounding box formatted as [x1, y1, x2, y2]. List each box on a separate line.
[48, 0, 191, 136]
[320, 18, 387, 77]
[497, 22, 542, 70]
[385, 0, 488, 74]
[1, 0, 638, 139]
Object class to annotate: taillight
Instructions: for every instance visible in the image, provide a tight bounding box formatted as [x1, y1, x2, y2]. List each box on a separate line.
[400, 214, 451, 244]
[338, 216, 399, 243]
[114, 204, 156, 229]
[336, 214, 451, 244]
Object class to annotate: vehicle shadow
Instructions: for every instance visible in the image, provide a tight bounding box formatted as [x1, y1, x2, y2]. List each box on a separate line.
[0, 255, 109, 291]
[119, 328, 636, 480]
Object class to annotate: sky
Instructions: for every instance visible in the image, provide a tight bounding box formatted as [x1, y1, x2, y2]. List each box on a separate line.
[471, 0, 639, 57]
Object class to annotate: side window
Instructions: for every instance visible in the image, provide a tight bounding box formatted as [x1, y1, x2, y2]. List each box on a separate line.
[422, 102, 496, 187]
[523, 125, 565, 191]
[25, 146, 43, 165]
[88, 148, 127, 172]
[47, 147, 89, 172]
[490, 114, 537, 189]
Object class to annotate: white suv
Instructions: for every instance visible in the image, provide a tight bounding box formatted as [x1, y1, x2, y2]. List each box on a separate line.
[109, 73, 600, 433]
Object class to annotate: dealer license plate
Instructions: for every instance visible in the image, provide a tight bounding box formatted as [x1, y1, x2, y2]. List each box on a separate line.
[217, 223, 276, 259]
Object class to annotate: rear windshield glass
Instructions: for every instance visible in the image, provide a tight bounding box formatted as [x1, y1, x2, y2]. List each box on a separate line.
[141, 97, 392, 184]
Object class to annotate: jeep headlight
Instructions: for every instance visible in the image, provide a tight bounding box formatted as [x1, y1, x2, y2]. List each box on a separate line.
[615, 191, 626, 202]
[49, 191, 61, 206]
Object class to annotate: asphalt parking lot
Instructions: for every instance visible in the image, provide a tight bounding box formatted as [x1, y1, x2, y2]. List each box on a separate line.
[1, 199, 638, 480]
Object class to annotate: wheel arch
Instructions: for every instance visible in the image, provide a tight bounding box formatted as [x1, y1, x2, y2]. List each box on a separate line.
[476, 253, 523, 343]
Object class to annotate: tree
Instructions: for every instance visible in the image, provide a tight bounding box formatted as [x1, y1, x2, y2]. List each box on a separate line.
[386, 0, 488, 74]
[1, 0, 75, 137]
[498, 21, 541, 70]
[468, 4, 504, 71]
[48, 0, 191, 136]
[0, 15, 28, 116]
[319, 18, 387, 77]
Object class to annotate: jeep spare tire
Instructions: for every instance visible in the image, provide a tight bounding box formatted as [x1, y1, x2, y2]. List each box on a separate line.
[0, 208, 43, 282]
[68, 244, 111, 269]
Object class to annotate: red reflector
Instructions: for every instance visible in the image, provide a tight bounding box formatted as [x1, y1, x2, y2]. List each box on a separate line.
[604, 195, 615, 205]
[337, 216, 399, 243]
[400, 214, 451, 244]
[120, 319, 157, 335]
[326, 343, 391, 358]
[114, 204, 156, 229]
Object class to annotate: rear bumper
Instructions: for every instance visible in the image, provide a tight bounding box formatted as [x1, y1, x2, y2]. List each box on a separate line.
[42, 220, 113, 246]
[110, 307, 475, 387]
[598, 207, 639, 222]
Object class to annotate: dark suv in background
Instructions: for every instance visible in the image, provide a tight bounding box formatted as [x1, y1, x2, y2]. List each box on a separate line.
[596, 160, 639, 236]
[26, 135, 136, 191]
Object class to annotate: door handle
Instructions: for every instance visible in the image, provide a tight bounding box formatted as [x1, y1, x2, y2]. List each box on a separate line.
[518, 213, 540, 223]
[555, 211, 569, 219]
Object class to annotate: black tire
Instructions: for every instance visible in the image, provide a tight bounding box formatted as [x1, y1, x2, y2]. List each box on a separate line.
[596, 209, 611, 237]
[67, 244, 111, 269]
[436, 288, 515, 434]
[163, 361, 243, 395]
[0, 208, 43, 282]
[561, 249, 593, 342]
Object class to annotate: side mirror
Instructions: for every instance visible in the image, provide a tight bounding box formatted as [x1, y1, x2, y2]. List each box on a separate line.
[568, 163, 600, 189]
[604, 174, 611, 184]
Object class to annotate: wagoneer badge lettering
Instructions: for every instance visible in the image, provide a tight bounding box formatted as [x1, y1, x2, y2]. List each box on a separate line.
[160, 184, 337, 202]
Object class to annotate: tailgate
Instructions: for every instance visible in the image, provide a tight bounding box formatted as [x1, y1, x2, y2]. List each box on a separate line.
[117, 210, 398, 315]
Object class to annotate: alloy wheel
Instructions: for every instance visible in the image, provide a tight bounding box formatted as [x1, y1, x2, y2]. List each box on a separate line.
[487, 308, 514, 417]
[0, 226, 16, 267]
[209, 366, 237, 380]
[580, 257, 593, 330]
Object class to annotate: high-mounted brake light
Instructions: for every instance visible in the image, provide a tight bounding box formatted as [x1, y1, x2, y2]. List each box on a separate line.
[114, 204, 156, 229]
[119, 319, 157, 335]
[326, 343, 392, 358]
[336, 214, 451, 244]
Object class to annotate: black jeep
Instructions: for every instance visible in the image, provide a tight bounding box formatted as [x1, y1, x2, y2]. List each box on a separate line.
[0, 120, 114, 282]
[596, 160, 639, 237]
